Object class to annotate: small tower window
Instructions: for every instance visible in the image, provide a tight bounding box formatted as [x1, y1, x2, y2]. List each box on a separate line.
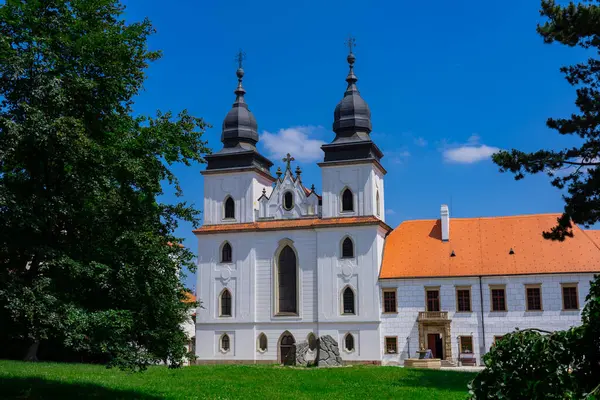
[376, 190, 380, 216]
[342, 188, 353, 212]
[258, 333, 267, 352]
[342, 237, 354, 258]
[283, 191, 294, 211]
[343, 287, 355, 315]
[220, 289, 232, 317]
[221, 242, 232, 263]
[220, 334, 230, 352]
[224, 196, 235, 219]
[344, 333, 355, 351]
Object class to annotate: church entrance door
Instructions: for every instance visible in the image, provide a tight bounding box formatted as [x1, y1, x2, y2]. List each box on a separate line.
[279, 332, 295, 365]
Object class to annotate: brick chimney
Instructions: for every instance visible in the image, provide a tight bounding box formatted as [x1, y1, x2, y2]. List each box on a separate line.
[441, 204, 450, 242]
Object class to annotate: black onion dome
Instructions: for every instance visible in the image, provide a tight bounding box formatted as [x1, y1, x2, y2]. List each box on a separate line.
[221, 67, 259, 148]
[332, 52, 372, 135]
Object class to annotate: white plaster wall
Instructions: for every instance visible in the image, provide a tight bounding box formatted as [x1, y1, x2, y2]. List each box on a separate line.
[380, 273, 594, 365]
[196, 322, 380, 362]
[195, 224, 385, 362]
[320, 162, 385, 219]
[203, 171, 272, 225]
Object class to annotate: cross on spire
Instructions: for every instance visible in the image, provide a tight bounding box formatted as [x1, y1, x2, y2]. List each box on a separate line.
[282, 153, 295, 171]
[345, 35, 356, 55]
[235, 49, 246, 69]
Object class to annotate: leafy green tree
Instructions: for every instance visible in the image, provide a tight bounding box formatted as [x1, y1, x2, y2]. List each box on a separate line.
[0, 0, 209, 370]
[492, 0, 600, 241]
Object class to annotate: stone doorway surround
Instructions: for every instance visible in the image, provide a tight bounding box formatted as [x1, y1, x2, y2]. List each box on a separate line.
[417, 311, 452, 361]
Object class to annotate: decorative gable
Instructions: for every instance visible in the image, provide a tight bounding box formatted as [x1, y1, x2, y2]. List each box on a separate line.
[257, 154, 321, 220]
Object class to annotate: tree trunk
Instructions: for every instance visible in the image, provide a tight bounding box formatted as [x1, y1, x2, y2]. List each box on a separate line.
[24, 341, 40, 361]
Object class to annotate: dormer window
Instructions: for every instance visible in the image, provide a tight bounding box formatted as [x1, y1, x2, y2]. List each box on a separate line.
[224, 196, 235, 219]
[342, 188, 354, 212]
[283, 191, 294, 211]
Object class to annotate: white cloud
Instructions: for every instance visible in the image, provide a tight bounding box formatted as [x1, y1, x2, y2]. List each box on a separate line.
[387, 150, 411, 164]
[260, 126, 326, 163]
[386, 209, 396, 215]
[443, 145, 500, 164]
[413, 137, 428, 147]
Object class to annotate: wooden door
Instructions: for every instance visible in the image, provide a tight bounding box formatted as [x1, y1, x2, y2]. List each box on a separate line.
[427, 334, 437, 357]
[279, 333, 295, 365]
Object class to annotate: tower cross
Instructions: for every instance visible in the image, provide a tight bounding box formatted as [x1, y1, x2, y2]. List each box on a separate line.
[282, 153, 295, 171]
[345, 35, 356, 54]
[235, 49, 246, 69]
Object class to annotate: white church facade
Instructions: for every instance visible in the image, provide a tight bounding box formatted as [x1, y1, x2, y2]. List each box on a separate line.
[193, 49, 600, 365]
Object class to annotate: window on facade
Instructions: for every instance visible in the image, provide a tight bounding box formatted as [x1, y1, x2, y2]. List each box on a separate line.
[220, 334, 230, 351]
[376, 191, 380, 216]
[456, 288, 471, 312]
[343, 287, 355, 315]
[221, 242, 232, 263]
[382, 289, 397, 313]
[562, 284, 579, 310]
[342, 188, 353, 212]
[385, 337, 398, 354]
[220, 289, 232, 317]
[491, 286, 507, 311]
[224, 196, 235, 219]
[459, 336, 473, 353]
[426, 289, 440, 312]
[277, 245, 297, 314]
[526, 286, 542, 311]
[345, 333, 355, 352]
[342, 237, 354, 258]
[493, 336, 504, 346]
[283, 191, 293, 210]
[307, 333, 317, 351]
[258, 333, 267, 352]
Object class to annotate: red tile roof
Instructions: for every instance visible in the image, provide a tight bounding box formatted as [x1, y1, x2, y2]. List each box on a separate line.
[380, 213, 600, 279]
[183, 292, 197, 303]
[584, 230, 600, 247]
[193, 216, 391, 234]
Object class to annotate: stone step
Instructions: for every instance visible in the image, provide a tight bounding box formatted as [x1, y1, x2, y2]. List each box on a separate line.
[441, 360, 457, 367]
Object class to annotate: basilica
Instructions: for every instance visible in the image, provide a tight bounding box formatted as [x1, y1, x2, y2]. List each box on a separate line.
[193, 49, 600, 365]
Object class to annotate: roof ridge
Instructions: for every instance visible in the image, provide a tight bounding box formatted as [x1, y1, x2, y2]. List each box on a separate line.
[579, 226, 600, 251]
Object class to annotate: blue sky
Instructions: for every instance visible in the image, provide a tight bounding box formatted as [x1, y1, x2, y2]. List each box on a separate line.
[121, 0, 587, 289]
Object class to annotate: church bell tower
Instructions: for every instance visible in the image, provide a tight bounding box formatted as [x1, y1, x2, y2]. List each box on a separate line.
[202, 52, 275, 225]
[319, 38, 386, 221]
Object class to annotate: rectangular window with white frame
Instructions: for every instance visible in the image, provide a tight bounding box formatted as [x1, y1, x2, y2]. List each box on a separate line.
[456, 286, 472, 312]
[561, 283, 579, 310]
[525, 284, 542, 311]
[490, 285, 507, 312]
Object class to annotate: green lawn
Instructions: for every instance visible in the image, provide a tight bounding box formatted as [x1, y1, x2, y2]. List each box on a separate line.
[0, 360, 475, 399]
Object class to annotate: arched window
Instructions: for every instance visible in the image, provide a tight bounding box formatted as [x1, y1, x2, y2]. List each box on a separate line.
[220, 289, 232, 317]
[344, 333, 355, 351]
[307, 333, 317, 351]
[376, 190, 380, 216]
[221, 242, 232, 263]
[224, 196, 235, 219]
[277, 245, 297, 314]
[258, 333, 267, 352]
[342, 237, 354, 258]
[342, 188, 353, 212]
[283, 191, 294, 210]
[343, 286, 355, 315]
[220, 334, 230, 352]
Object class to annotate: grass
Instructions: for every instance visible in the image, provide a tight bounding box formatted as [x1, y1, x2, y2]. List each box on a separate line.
[0, 360, 475, 399]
